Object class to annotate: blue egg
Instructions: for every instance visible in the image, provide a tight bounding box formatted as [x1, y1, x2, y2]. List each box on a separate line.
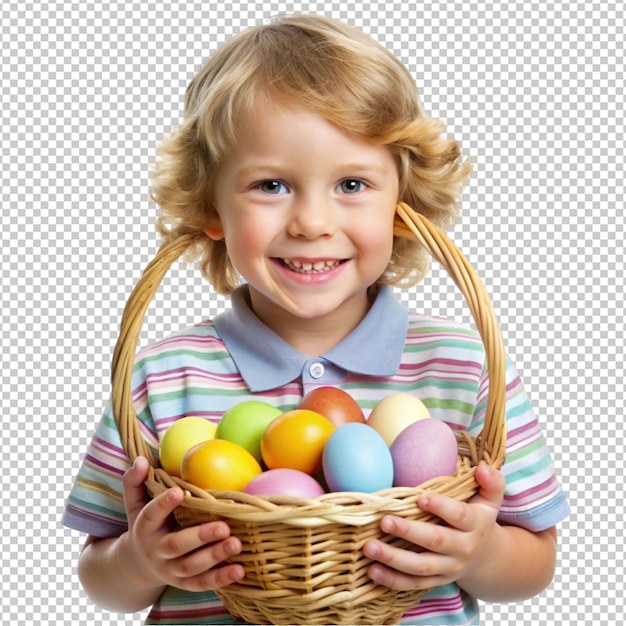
[322, 423, 394, 492]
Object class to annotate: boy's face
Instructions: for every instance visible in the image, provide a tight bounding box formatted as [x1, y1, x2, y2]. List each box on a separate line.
[206, 103, 399, 349]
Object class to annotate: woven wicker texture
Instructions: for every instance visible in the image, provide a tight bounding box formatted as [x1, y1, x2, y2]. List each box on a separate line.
[111, 202, 507, 625]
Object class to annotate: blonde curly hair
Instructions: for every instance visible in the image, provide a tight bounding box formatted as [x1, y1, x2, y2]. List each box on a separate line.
[152, 14, 472, 294]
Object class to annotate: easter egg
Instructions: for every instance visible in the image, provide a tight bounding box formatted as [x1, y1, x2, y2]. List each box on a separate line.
[261, 409, 335, 474]
[390, 418, 458, 487]
[243, 468, 326, 498]
[322, 423, 393, 493]
[181, 439, 262, 491]
[215, 400, 282, 463]
[367, 392, 431, 446]
[297, 386, 365, 426]
[159, 416, 217, 477]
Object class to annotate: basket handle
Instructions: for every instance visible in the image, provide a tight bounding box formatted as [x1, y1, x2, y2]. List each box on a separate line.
[394, 203, 506, 466]
[111, 233, 201, 463]
[111, 206, 506, 469]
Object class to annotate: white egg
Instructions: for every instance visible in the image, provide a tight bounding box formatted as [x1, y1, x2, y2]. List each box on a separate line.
[367, 392, 431, 446]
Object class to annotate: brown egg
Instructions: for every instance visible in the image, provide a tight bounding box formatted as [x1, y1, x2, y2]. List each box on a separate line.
[297, 386, 366, 427]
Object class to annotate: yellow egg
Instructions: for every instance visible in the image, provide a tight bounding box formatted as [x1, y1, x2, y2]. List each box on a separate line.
[366, 393, 431, 446]
[159, 416, 217, 477]
[181, 439, 262, 491]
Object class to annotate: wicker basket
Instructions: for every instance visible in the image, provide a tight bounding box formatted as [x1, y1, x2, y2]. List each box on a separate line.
[111, 202, 507, 625]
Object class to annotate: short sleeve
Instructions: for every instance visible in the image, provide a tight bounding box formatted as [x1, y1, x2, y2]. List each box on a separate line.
[61, 401, 133, 537]
[62, 349, 162, 537]
[490, 356, 570, 531]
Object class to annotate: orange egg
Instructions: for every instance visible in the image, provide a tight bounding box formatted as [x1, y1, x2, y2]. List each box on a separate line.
[261, 409, 335, 474]
[181, 439, 262, 491]
[297, 386, 365, 427]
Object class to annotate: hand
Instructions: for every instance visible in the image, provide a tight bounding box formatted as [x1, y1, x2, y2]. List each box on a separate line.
[363, 464, 506, 591]
[120, 456, 245, 593]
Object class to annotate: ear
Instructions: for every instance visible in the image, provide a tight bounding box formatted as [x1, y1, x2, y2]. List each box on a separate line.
[203, 212, 225, 241]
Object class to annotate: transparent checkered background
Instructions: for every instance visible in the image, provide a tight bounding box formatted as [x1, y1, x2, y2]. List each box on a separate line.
[2, 1, 623, 624]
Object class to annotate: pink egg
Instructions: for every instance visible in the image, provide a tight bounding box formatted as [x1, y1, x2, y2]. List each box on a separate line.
[390, 418, 459, 487]
[243, 468, 325, 498]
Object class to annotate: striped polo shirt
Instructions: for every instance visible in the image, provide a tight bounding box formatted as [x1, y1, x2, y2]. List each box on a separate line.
[62, 284, 569, 625]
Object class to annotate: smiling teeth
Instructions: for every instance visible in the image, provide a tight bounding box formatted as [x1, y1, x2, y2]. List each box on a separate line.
[283, 259, 340, 273]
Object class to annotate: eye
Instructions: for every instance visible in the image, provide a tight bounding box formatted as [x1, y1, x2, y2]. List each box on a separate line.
[338, 179, 367, 194]
[257, 180, 288, 195]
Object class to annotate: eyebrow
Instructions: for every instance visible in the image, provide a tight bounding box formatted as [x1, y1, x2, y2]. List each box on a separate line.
[235, 162, 392, 180]
[340, 163, 391, 177]
[235, 164, 285, 179]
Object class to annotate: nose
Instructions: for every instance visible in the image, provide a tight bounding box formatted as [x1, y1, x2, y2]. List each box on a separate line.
[287, 194, 337, 239]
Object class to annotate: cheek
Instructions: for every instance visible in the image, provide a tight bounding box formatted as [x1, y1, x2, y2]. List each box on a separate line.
[370, 219, 397, 272]
[222, 219, 272, 263]
[365, 217, 396, 257]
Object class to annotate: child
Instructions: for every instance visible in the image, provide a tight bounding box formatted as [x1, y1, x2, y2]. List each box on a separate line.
[63, 14, 569, 625]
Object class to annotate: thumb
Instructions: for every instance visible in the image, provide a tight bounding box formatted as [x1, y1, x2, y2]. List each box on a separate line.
[122, 456, 151, 526]
[473, 464, 506, 510]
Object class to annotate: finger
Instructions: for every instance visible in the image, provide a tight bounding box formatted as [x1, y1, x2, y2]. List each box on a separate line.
[474, 464, 506, 509]
[417, 493, 477, 533]
[159, 521, 234, 561]
[122, 456, 151, 526]
[367, 559, 453, 592]
[168, 535, 242, 580]
[189, 562, 246, 593]
[365, 516, 453, 564]
[363, 535, 421, 576]
[364, 533, 456, 586]
[417, 468, 505, 532]
[134, 486, 184, 536]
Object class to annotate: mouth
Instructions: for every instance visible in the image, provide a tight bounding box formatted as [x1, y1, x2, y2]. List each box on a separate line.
[278, 258, 346, 274]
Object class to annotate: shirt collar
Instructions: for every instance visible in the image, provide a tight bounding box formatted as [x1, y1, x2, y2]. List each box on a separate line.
[213, 285, 408, 392]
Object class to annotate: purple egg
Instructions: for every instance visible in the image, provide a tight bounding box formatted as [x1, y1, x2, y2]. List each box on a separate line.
[390, 418, 458, 487]
[243, 468, 325, 497]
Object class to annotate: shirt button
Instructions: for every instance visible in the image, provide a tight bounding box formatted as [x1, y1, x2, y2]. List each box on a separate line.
[309, 363, 325, 379]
